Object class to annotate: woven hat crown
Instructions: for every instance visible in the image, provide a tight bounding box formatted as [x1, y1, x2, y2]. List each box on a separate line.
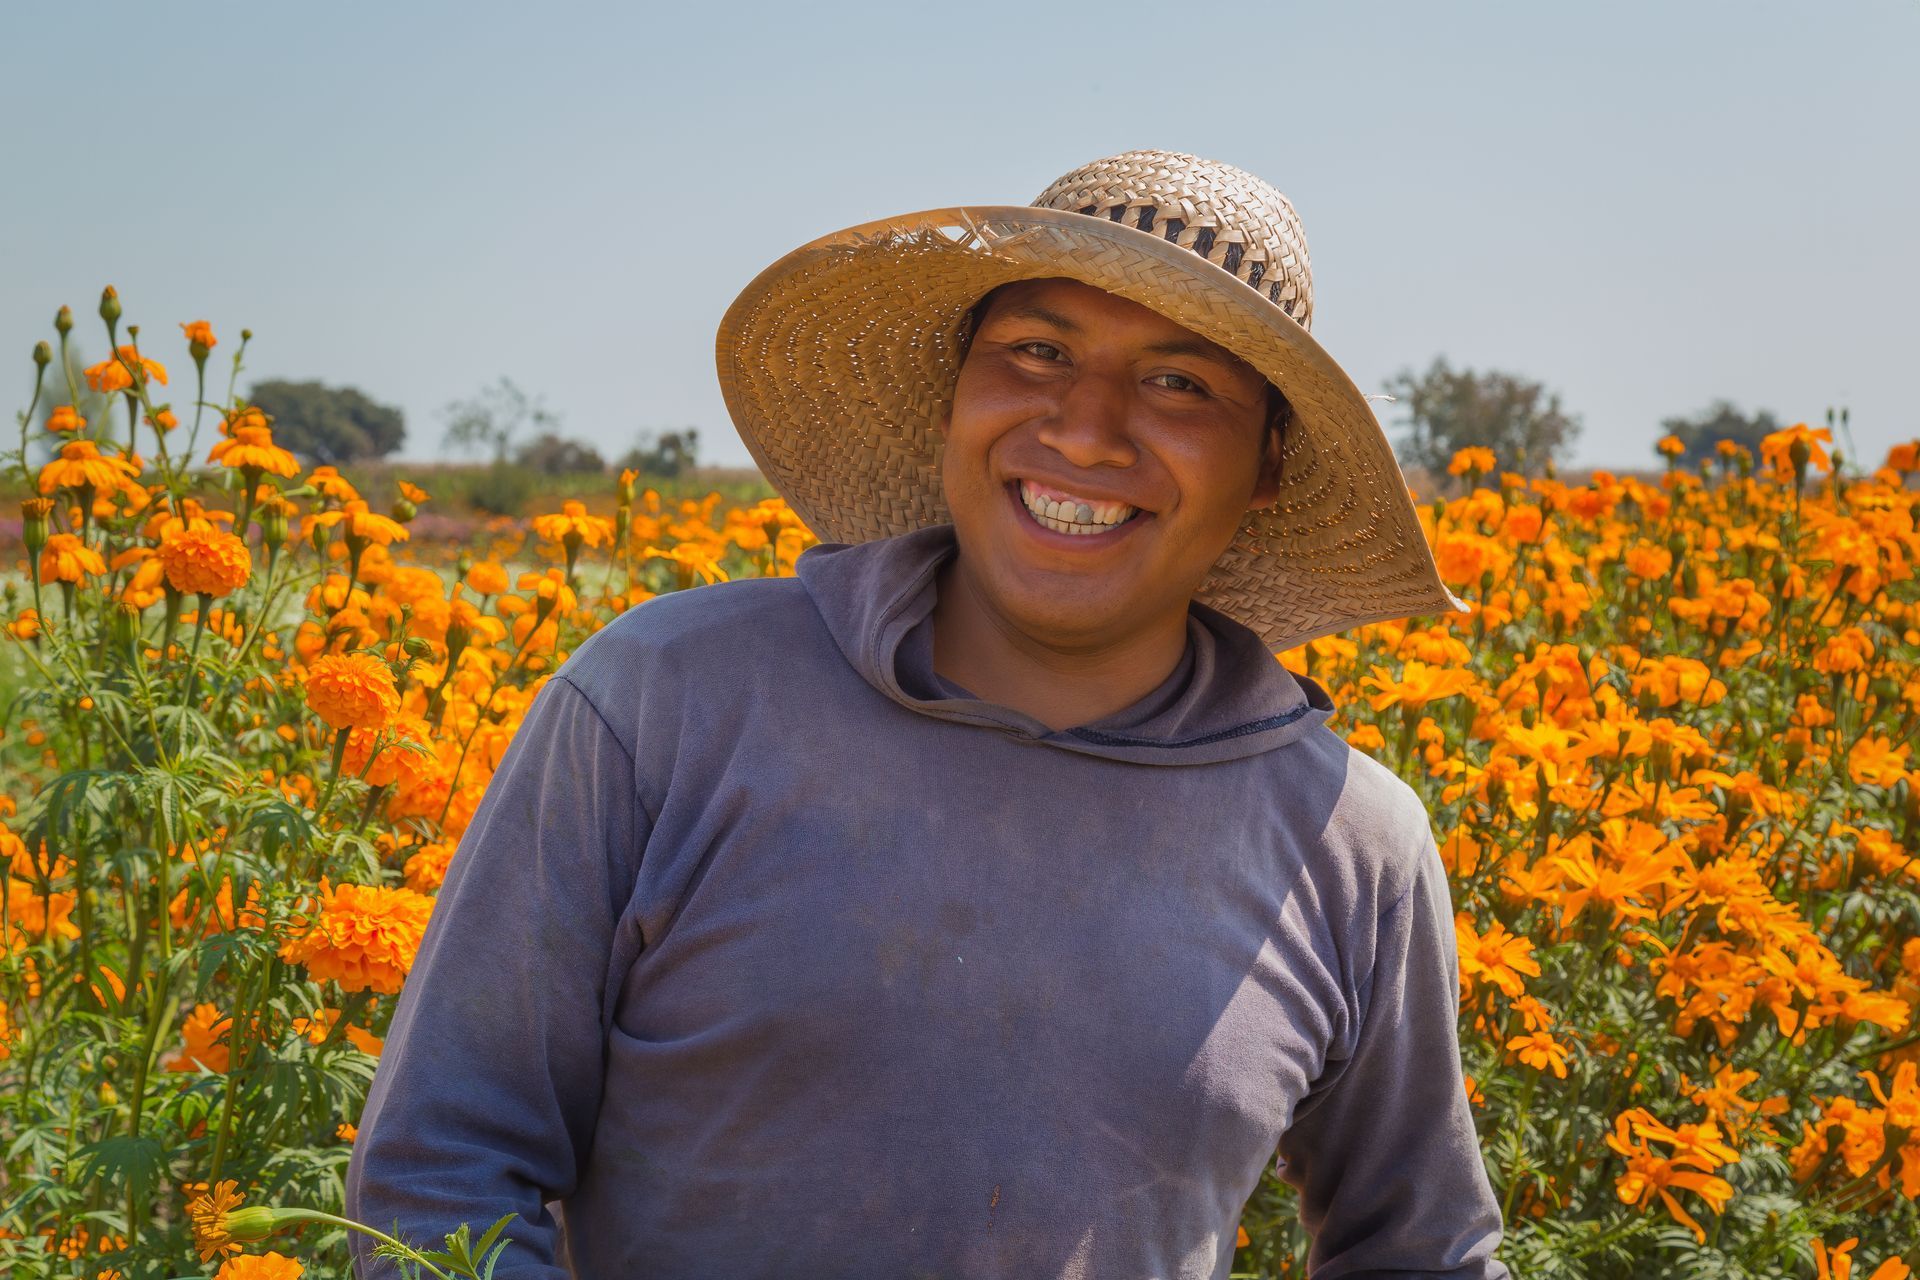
[1031, 149, 1314, 331]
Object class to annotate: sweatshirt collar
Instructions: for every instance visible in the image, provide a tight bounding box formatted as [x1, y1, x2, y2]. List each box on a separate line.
[795, 525, 1336, 766]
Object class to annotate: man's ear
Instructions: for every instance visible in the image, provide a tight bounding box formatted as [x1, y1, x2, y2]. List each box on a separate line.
[1247, 420, 1285, 511]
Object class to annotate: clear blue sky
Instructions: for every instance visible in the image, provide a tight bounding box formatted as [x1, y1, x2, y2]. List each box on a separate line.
[3, 0, 1915, 471]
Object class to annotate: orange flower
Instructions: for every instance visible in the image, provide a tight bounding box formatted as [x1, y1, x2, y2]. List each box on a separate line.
[1447, 446, 1498, 477]
[186, 1179, 247, 1262]
[214, 1253, 304, 1280]
[1758, 422, 1833, 481]
[163, 1003, 232, 1074]
[84, 345, 168, 394]
[309, 499, 408, 547]
[465, 560, 510, 596]
[37, 533, 107, 585]
[402, 841, 455, 893]
[1456, 916, 1543, 999]
[279, 880, 434, 994]
[306, 466, 361, 503]
[1506, 1029, 1571, 1078]
[396, 480, 430, 504]
[304, 653, 400, 731]
[147, 406, 179, 432]
[1361, 660, 1478, 713]
[159, 526, 253, 598]
[533, 499, 616, 551]
[180, 320, 218, 351]
[46, 405, 85, 434]
[207, 423, 299, 478]
[1656, 434, 1686, 458]
[38, 440, 140, 496]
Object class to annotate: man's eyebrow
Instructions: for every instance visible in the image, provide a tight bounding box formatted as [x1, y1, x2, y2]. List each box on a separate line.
[990, 304, 1080, 332]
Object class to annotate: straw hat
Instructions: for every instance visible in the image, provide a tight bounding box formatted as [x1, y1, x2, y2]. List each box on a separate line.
[715, 148, 1469, 652]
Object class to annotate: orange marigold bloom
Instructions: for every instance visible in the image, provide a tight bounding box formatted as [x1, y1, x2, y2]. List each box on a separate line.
[38, 440, 140, 496]
[147, 406, 179, 432]
[84, 345, 168, 394]
[162, 1003, 232, 1074]
[306, 465, 361, 503]
[465, 560, 510, 596]
[310, 499, 408, 547]
[341, 715, 433, 789]
[37, 533, 107, 585]
[397, 480, 430, 504]
[159, 526, 253, 598]
[180, 320, 218, 351]
[214, 1253, 304, 1280]
[1884, 440, 1920, 474]
[304, 652, 400, 731]
[1656, 434, 1686, 458]
[1447, 446, 1498, 477]
[186, 1179, 247, 1262]
[402, 841, 455, 893]
[1759, 422, 1833, 481]
[46, 404, 85, 433]
[207, 424, 299, 478]
[1456, 915, 1543, 1000]
[533, 499, 616, 550]
[279, 880, 434, 994]
[1506, 1029, 1571, 1078]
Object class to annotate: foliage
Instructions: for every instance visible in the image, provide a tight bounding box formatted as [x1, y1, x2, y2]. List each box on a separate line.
[6, 291, 1920, 1279]
[617, 428, 700, 479]
[511, 432, 605, 477]
[1385, 356, 1583, 478]
[247, 381, 406, 466]
[454, 462, 537, 517]
[1658, 401, 1788, 470]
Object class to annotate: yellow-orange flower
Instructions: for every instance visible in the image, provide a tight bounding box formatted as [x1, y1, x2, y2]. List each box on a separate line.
[303, 653, 400, 731]
[186, 1179, 247, 1262]
[37, 440, 140, 496]
[1448, 446, 1498, 477]
[1759, 422, 1833, 481]
[84, 345, 168, 394]
[279, 880, 434, 994]
[207, 424, 299, 478]
[309, 499, 408, 547]
[46, 405, 85, 434]
[180, 320, 218, 350]
[214, 1253, 304, 1280]
[162, 1003, 232, 1073]
[533, 499, 616, 551]
[37, 533, 107, 585]
[465, 560, 510, 596]
[159, 526, 253, 598]
[1656, 434, 1686, 458]
[1506, 1029, 1571, 1078]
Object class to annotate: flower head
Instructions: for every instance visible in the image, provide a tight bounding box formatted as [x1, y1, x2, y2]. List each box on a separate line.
[208, 423, 299, 478]
[214, 1253, 304, 1280]
[38, 440, 140, 496]
[279, 879, 435, 994]
[46, 405, 85, 434]
[159, 526, 253, 598]
[304, 652, 400, 731]
[38, 533, 107, 585]
[181, 320, 218, 354]
[84, 345, 167, 394]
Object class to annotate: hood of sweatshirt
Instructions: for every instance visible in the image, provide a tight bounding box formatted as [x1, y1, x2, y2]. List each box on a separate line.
[794, 524, 1338, 766]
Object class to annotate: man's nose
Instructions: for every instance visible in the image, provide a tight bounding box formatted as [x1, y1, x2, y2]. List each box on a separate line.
[1034, 370, 1138, 470]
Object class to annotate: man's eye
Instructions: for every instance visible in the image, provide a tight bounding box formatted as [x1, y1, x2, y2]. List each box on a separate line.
[1150, 372, 1205, 394]
[1014, 341, 1065, 362]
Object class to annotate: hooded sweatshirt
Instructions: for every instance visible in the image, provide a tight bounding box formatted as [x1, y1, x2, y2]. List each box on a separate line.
[346, 524, 1511, 1280]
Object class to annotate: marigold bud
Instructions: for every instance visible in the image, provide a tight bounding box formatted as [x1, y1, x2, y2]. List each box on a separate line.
[99, 285, 121, 326]
[32, 340, 51, 368]
[21, 498, 54, 555]
[55, 305, 73, 335]
[390, 497, 416, 524]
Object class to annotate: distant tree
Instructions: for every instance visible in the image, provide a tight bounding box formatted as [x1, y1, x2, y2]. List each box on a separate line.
[248, 379, 405, 465]
[1658, 400, 1781, 467]
[1382, 356, 1581, 477]
[617, 428, 700, 479]
[441, 377, 557, 465]
[515, 432, 606, 475]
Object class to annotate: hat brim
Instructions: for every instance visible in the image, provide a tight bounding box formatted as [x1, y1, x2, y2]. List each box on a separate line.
[715, 204, 1468, 652]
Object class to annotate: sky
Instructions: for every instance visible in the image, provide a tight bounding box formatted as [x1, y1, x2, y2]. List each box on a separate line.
[2, 0, 1915, 472]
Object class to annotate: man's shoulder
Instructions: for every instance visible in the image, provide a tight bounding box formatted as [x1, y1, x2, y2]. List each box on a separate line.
[556, 576, 824, 707]
[1266, 723, 1437, 910]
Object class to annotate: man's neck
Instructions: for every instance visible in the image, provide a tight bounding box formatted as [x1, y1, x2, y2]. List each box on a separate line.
[927, 559, 1190, 733]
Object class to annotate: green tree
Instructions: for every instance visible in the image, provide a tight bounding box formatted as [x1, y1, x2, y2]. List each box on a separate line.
[247, 379, 405, 464]
[1382, 356, 1581, 477]
[515, 432, 606, 475]
[1658, 400, 1781, 467]
[617, 428, 700, 479]
[440, 377, 556, 465]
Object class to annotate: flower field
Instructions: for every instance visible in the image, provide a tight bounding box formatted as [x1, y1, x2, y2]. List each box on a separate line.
[1, 291, 1917, 1279]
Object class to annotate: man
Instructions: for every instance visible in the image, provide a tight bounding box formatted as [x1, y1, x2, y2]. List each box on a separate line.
[347, 149, 1510, 1279]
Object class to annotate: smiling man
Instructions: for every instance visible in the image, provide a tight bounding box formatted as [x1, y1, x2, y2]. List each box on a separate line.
[347, 150, 1511, 1279]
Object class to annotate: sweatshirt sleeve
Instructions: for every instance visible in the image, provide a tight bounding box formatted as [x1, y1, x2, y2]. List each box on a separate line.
[345, 674, 646, 1278]
[1274, 830, 1511, 1280]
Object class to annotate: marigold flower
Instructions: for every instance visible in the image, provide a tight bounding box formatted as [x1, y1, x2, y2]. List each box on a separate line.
[397, 480, 430, 504]
[533, 499, 616, 551]
[37, 440, 140, 496]
[1759, 422, 1833, 482]
[1448, 446, 1498, 477]
[46, 405, 85, 434]
[159, 526, 253, 598]
[207, 423, 299, 478]
[304, 652, 400, 731]
[83, 345, 168, 394]
[147, 406, 179, 432]
[465, 560, 510, 596]
[163, 1003, 232, 1073]
[214, 1253, 304, 1280]
[180, 320, 217, 352]
[37, 533, 107, 585]
[309, 499, 408, 547]
[1656, 434, 1686, 458]
[279, 880, 434, 994]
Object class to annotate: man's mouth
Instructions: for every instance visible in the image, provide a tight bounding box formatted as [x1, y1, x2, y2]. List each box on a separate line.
[1014, 479, 1142, 537]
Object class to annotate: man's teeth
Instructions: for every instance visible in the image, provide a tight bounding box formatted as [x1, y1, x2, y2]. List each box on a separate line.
[1018, 481, 1137, 535]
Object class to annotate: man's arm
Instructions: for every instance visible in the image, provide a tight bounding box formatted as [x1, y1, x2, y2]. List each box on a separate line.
[1274, 830, 1511, 1279]
[346, 674, 647, 1278]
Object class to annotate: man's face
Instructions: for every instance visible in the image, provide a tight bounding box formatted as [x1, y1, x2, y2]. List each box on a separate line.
[939, 277, 1283, 648]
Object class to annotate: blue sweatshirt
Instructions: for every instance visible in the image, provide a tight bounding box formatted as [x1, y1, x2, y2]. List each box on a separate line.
[345, 524, 1510, 1279]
